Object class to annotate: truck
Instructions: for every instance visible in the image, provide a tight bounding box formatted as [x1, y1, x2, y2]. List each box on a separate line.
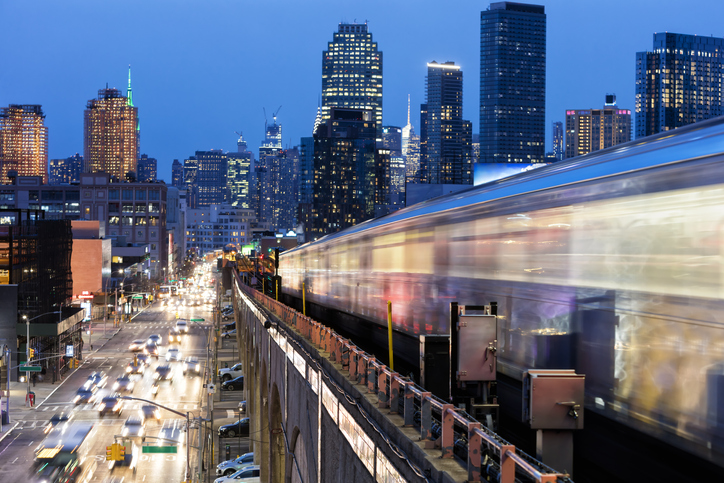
[218, 362, 243, 382]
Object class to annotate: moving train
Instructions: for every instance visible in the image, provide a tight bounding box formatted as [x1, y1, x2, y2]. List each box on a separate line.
[279, 116, 724, 469]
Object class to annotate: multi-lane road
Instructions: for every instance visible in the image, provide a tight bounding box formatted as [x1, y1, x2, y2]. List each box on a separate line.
[0, 299, 214, 483]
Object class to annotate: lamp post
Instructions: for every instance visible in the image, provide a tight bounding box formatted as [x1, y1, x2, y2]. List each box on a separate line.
[116, 274, 129, 327]
[21, 311, 61, 406]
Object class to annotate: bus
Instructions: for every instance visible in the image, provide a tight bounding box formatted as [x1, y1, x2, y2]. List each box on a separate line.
[34, 422, 97, 483]
[158, 285, 177, 299]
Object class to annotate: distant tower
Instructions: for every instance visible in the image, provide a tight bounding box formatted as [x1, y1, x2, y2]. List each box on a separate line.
[322, 23, 383, 131]
[552, 122, 564, 161]
[480, 2, 546, 163]
[171, 159, 183, 187]
[565, 95, 631, 159]
[84, 85, 139, 180]
[636, 32, 724, 138]
[49, 153, 83, 185]
[137, 154, 157, 182]
[420, 61, 472, 185]
[0, 104, 48, 183]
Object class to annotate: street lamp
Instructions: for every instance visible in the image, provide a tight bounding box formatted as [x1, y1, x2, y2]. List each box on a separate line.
[21, 311, 61, 406]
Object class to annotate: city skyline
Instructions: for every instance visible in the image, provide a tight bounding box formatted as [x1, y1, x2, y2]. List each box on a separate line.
[2, 0, 724, 182]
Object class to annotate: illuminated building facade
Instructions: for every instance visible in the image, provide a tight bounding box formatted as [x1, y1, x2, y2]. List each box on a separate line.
[322, 23, 383, 131]
[480, 2, 546, 163]
[192, 150, 227, 208]
[0, 105, 48, 184]
[565, 95, 631, 159]
[228, 151, 252, 209]
[137, 154, 157, 182]
[49, 154, 83, 185]
[301, 108, 376, 241]
[420, 61, 472, 185]
[83, 88, 139, 180]
[185, 204, 252, 253]
[636, 32, 724, 138]
[171, 159, 183, 188]
[552, 122, 564, 161]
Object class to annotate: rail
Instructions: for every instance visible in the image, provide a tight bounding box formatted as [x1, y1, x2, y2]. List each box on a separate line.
[238, 281, 571, 483]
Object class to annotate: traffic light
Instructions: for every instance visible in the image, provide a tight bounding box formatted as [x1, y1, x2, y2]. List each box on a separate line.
[29, 348, 35, 359]
[106, 445, 114, 461]
[274, 248, 279, 269]
[118, 445, 126, 459]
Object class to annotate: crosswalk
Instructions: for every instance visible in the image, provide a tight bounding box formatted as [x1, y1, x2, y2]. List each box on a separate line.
[36, 402, 199, 412]
[12, 416, 190, 430]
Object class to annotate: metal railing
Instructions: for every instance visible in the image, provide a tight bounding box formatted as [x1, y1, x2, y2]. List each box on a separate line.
[238, 281, 571, 483]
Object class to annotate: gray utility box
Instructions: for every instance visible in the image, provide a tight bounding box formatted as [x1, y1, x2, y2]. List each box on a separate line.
[457, 314, 497, 382]
[523, 369, 585, 430]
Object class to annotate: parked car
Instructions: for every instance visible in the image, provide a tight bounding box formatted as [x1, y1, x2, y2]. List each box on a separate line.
[183, 356, 201, 376]
[218, 363, 243, 382]
[216, 452, 254, 476]
[222, 312, 234, 321]
[218, 418, 249, 438]
[222, 375, 243, 391]
[222, 322, 236, 332]
[213, 465, 260, 483]
[222, 329, 236, 339]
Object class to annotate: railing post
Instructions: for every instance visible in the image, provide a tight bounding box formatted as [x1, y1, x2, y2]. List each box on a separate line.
[468, 423, 482, 481]
[441, 404, 455, 459]
[378, 371, 388, 408]
[500, 445, 516, 483]
[389, 375, 401, 414]
[420, 392, 433, 444]
[348, 347, 358, 380]
[357, 355, 367, 386]
[367, 359, 376, 393]
[404, 383, 415, 426]
[340, 340, 349, 369]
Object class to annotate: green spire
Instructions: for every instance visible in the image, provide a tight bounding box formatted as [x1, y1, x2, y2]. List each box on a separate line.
[127, 64, 134, 107]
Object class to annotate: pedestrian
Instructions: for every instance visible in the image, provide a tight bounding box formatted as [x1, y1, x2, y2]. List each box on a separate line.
[32, 373, 37, 387]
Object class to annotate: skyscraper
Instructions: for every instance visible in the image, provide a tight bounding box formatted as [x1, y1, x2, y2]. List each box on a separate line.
[565, 95, 631, 159]
[635, 32, 724, 138]
[420, 61, 472, 185]
[228, 133, 252, 209]
[137, 154, 157, 182]
[322, 23, 383, 131]
[193, 150, 227, 208]
[0, 104, 48, 184]
[49, 154, 83, 185]
[83, 87, 139, 180]
[171, 159, 183, 187]
[301, 108, 376, 241]
[552, 122, 564, 161]
[480, 2, 546, 163]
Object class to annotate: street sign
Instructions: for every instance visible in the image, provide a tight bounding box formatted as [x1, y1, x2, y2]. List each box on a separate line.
[142, 446, 177, 454]
[66, 345, 74, 357]
[132, 295, 144, 300]
[19, 365, 41, 372]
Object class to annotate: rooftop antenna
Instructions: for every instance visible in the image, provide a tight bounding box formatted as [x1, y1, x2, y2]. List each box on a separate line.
[127, 64, 133, 107]
[407, 94, 411, 125]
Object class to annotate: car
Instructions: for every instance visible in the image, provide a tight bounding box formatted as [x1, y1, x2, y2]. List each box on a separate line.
[218, 418, 249, 438]
[147, 334, 162, 345]
[216, 456, 255, 476]
[126, 358, 145, 375]
[73, 386, 97, 405]
[222, 375, 243, 391]
[112, 375, 135, 393]
[135, 353, 150, 366]
[218, 363, 243, 382]
[183, 356, 201, 375]
[121, 416, 145, 440]
[222, 322, 236, 332]
[44, 411, 73, 434]
[222, 312, 234, 321]
[166, 346, 182, 362]
[144, 342, 159, 356]
[213, 465, 260, 483]
[168, 326, 182, 343]
[83, 371, 108, 390]
[222, 329, 236, 339]
[153, 364, 174, 383]
[139, 404, 161, 422]
[128, 339, 146, 351]
[98, 394, 123, 417]
[175, 320, 188, 333]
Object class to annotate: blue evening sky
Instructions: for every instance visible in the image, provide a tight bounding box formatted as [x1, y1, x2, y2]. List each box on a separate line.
[2, 0, 723, 182]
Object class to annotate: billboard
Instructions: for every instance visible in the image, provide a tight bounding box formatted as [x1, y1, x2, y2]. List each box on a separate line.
[473, 163, 549, 186]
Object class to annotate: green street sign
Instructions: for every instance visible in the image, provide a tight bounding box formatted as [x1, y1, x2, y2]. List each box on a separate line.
[142, 446, 177, 454]
[20, 365, 42, 372]
[132, 295, 144, 299]
[190, 318, 204, 322]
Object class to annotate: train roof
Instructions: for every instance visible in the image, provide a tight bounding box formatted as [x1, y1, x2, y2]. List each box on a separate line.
[289, 115, 724, 253]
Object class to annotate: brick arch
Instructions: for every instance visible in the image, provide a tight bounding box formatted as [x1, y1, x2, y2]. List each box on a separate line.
[270, 382, 286, 483]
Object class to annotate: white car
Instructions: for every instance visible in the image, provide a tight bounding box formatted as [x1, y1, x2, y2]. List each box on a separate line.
[166, 346, 182, 362]
[214, 465, 260, 483]
[175, 320, 188, 333]
[216, 454, 254, 476]
[218, 363, 243, 382]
